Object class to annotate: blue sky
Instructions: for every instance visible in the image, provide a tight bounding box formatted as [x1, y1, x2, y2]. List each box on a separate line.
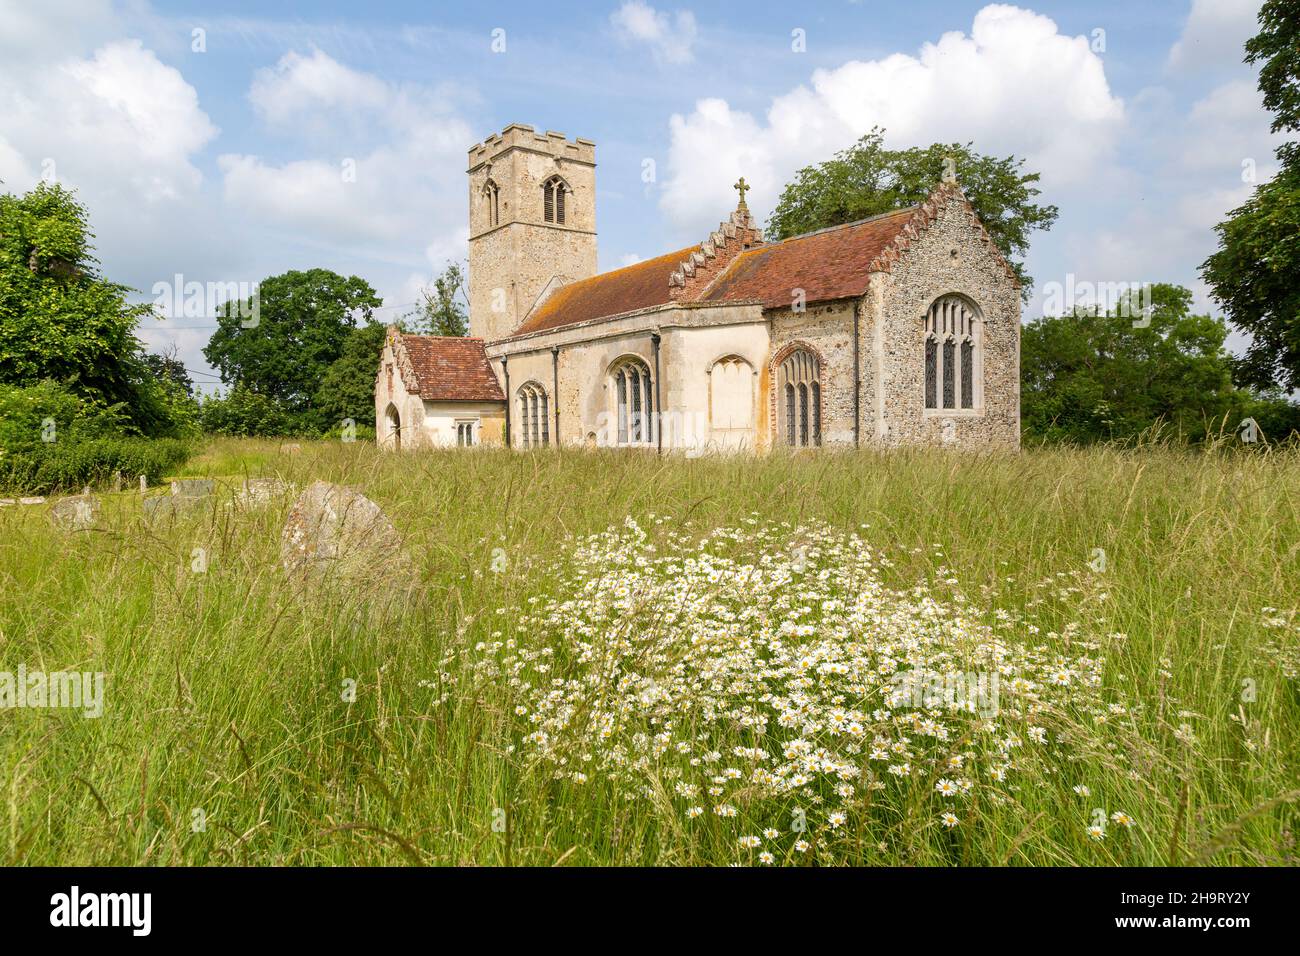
[0, 0, 1278, 389]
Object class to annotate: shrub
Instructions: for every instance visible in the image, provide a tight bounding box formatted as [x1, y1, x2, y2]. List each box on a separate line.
[0, 436, 191, 494]
[198, 387, 313, 437]
[0, 381, 191, 493]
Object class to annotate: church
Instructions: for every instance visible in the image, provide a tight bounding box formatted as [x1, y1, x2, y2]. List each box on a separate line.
[374, 123, 1020, 452]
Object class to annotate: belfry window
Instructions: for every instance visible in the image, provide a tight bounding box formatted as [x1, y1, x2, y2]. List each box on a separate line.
[778, 349, 821, 448]
[923, 295, 981, 411]
[542, 176, 567, 224]
[483, 179, 500, 227]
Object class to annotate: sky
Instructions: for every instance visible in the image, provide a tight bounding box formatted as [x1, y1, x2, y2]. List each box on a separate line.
[0, 0, 1280, 391]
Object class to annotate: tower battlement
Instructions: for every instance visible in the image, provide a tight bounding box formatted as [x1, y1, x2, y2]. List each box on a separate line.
[468, 124, 596, 170]
[466, 124, 598, 342]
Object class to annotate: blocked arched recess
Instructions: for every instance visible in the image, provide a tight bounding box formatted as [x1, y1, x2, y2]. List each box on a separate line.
[769, 341, 826, 448]
[383, 403, 402, 451]
[708, 354, 756, 450]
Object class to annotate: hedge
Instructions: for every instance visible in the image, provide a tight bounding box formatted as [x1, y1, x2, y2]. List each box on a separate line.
[0, 437, 192, 495]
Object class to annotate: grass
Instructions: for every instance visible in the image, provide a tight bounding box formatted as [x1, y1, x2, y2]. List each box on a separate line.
[0, 436, 1296, 866]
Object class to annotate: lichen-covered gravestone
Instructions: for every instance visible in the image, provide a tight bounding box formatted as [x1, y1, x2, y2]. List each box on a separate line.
[237, 478, 291, 507]
[280, 481, 417, 594]
[49, 493, 99, 531]
[171, 478, 215, 498]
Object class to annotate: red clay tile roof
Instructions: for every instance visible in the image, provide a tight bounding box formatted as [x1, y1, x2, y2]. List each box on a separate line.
[506, 207, 922, 339]
[700, 208, 918, 308]
[511, 246, 698, 337]
[400, 335, 504, 402]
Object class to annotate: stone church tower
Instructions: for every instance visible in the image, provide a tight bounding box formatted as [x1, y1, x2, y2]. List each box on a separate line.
[466, 124, 598, 341]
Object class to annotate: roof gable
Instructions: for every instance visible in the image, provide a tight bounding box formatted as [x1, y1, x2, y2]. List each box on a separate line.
[388, 330, 504, 402]
[700, 207, 917, 308]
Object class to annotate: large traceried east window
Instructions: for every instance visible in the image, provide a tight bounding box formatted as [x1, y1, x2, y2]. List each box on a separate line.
[778, 348, 821, 448]
[517, 382, 549, 448]
[542, 176, 567, 224]
[924, 295, 981, 412]
[611, 358, 654, 446]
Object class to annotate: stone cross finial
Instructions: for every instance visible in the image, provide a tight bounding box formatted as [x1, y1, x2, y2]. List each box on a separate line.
[733, 176, 750, 208]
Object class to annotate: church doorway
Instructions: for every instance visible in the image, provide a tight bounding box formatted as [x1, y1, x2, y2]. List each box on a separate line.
[385, 403, 401, 450]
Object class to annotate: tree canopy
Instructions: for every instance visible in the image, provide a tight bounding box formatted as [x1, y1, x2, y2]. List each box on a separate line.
[315, 321, 389, 429]
[1201, 0, 1300, 391]
[1022, 284, 1253, 444]
[203, 268, 380, 413]
[0, 182, 173, 433]
[766, 129, 1057, 295]
[407, 262, 469, 337]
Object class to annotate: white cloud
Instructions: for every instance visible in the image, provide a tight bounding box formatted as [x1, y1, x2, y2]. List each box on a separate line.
[611, 1, 698, 65]
[221, 49, 473, 281]
[1181, 79, 1279, 174]
[0, 39, 217, 203]
[249, 47, 390, 128]
[1168, 0, 1261, 73]
[658, 4, 1124, 239]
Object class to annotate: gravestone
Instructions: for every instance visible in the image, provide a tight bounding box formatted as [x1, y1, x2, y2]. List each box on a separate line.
[49, 493, 99, 531]
[280, 481, 416, 592]
[171, 478, 215, 498]
[237, 478, 291, 507]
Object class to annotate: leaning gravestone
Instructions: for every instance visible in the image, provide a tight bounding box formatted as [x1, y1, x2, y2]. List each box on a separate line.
[237, 477, 291, 507]
[171, 478, 215, 498]
[280, 481, 417, 593]
[143, 479, 214, 520]
[49, 493, 100, 531]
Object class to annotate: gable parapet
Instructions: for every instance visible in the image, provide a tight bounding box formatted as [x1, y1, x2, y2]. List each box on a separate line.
[668, 202, 764, 303]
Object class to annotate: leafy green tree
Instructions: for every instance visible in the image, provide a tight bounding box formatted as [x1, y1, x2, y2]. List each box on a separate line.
[197, 385, 304, 437]
[408, 262, 469, 337]
[0, 182, 172, 433]
[767, 129, 1058, 294]
[1021, 284, 1240, 443]
[1201, 0, 1300, 391]
[315, 322, 388, 428]
[203, 269, 381, 415]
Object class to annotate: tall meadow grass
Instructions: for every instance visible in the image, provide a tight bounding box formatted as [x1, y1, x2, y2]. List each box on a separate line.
[0, 437, 1295, 865]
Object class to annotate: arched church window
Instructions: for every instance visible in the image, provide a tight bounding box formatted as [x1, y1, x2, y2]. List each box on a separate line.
[923, 295, 981, 411]
[543, 176, 567, 224]
[611, 357, 653, 446]
[777, 348, 821, 448]
[517, 382, 549, 448]
[482, 179, 500, 227]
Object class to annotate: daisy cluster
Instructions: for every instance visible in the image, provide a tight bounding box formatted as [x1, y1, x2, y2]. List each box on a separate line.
[464, 517, 1136, 863]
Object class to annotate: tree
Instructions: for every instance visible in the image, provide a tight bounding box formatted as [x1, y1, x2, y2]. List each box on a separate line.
[1021, 284, 1240, 444]
[766, 129, 1058, 295]
[0, 182, 173, 433]
[408, 262, 469, 337]
[315, 322, 388, 428]
[203, 268, 381, 414]
[1201, 0, 1300, 391]
[142, 345, 194, 397]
